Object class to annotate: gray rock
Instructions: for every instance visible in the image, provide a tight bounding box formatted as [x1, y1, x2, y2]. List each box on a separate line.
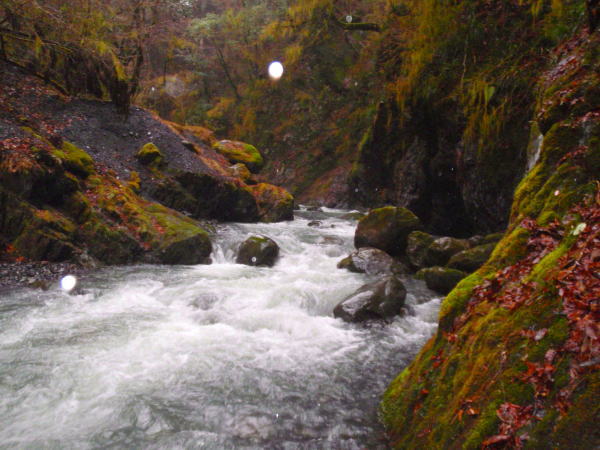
[447, 243, 496, 273]
[337, 247, 407, 276]
[333, 276, 407, 323]
[236, 235, 279, 267]
[425, 237, 470, 267]
[406, 231, 435, 269]
[416, 266, 467, 295]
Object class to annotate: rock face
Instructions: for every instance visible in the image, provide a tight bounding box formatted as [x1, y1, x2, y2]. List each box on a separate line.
[236, 236, 279, 267]
[416, 266, 468, 295]
[406, 231, 436, 269]
[447, 242, 495, 273]
[354, 206, 422, 256]
[424, 237, 470, 267]
[337, 247, 405, 276]
[333, 276, 407, 323]
[212, 140, 264, 173]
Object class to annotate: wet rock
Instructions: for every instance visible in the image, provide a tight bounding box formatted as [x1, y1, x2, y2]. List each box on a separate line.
[354, 206, 422, 256]
[447, 243, 495, 273]
[333, 276, 407, 323]
[247, 183, 294, 223]
[416, 266, 467, 295]
[156, 232, 212, 265]
[306, 205, 323, 212]
[425, 237, 470, 267]
[236, 235, 279, 267]
[467, 232, 504, 247]
[212, 140, 264, 173]
[406, 231, 436, 269]
[337, 247, 407, 276]
[308, 220, 322, 227]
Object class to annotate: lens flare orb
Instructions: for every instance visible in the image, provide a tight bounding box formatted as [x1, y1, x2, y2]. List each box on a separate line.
[60, 275, 77, 292]
[268, 61, 284, 80]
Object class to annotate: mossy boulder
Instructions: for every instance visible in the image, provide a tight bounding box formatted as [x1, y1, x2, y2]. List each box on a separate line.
[236, 235, 279, 267]
[136, 143, 164, 168]
[416, 266, 468, 295]
[337, 247, 406, 276]
[424, 236, 471, 267]
[229, 163, 253, 183]
[468, 232, 504, 247]
[406, 230, 436, 269]
[54, 141, 95, 178]
[341, 211, 365, 220]
[247, 183, 294, 222]
[156, 232, 212, 265]
[354, 206, 423, 256]
[213, 140, 264, 173]
[333, 275, 407, 323]
[447, 242, 496, 273]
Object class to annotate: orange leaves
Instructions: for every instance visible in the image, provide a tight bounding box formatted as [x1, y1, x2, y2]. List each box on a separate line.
[482, 403, 534, 449]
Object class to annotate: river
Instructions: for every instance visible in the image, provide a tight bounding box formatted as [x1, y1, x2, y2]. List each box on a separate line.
[0, 208, 440, 449]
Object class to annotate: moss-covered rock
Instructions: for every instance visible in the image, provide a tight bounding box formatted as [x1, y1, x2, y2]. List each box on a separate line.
[447, 242, 496, 273]
[416, 266, 468, 295]
[333, 275, 407, 323]
[247, 183, 294, 222]
[213, 139, 264, 173]
[229, 163, 253, 183]
[354, 206, 423, 256]
[236, 235, 279, 267]
[156, 232, 211, 265]
[54, 141, 95, 178]
[136, 143, 165, 168]
[425, 236, 471, 267]
[406, 230, 436, 269]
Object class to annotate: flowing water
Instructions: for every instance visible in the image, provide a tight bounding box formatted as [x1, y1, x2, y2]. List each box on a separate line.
[0, 209, 440, 449]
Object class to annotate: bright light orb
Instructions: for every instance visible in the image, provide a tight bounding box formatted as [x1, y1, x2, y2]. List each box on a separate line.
[268, 61, 284, 80]
[346, 15, 353, 23]
[60, 275, 77, 292]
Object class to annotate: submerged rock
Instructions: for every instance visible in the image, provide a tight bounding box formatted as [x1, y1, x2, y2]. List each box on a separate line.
[354, 206, 422, 256]
[236, 235, 279, 267]
[447, 242, 496, 273]
[424, 237, 470, 267]
[416, 266, 467, 295]
[337, 247, 406, 276]
[333, 276, 407, 323]
[406, 231, 436, 269]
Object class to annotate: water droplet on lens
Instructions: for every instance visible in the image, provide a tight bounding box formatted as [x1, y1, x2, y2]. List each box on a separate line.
[346, 15, 353, 23]
[251, 257, 257, 263]
[268, 61, 284, 80]
[60, 275, 77, 292]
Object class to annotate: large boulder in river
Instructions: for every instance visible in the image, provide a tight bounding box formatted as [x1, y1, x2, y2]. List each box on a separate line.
[406, 231, 436, 269]
[447, 242, 495, 273]
[354, 206, 422, 257]
[156, 231, 212, 265]
[424, 237, 470, 267]
[212, 140, 264, 173]
[337, 247, 407, 276]
[236, 235, 279, 267]
[247, 183, 294, 222]
[333, 276, 407, 323]
[416, 266, 467, 295]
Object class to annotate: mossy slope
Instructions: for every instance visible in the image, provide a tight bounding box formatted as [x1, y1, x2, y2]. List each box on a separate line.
[381, 26, 599, 449]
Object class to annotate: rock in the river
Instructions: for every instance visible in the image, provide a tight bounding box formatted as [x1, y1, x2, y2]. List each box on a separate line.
[212, 140, 264, 173]
[337, 247, 407, 276]
[424, 237, 470, 267]
[247, 183, 294, 222]
[447, 243, 496, 273]
[416, 266, 467, 295]
[333, 276, 407, 323]
[406, 231, 436, 269]
[308, 220, 322, 227]
[156, 232, 212, 265]
[354, 206, 422, 256]
[236, 235, 279, 267]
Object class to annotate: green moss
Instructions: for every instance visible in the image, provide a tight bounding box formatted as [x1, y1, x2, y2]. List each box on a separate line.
[136, 143, 165, 168]
[56, 141, 95, 177]
[213, 139, 264, 173]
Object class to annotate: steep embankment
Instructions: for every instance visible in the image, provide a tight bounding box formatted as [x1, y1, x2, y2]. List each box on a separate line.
[0, 62, 293, 273]
[381, 28, 599, 448]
